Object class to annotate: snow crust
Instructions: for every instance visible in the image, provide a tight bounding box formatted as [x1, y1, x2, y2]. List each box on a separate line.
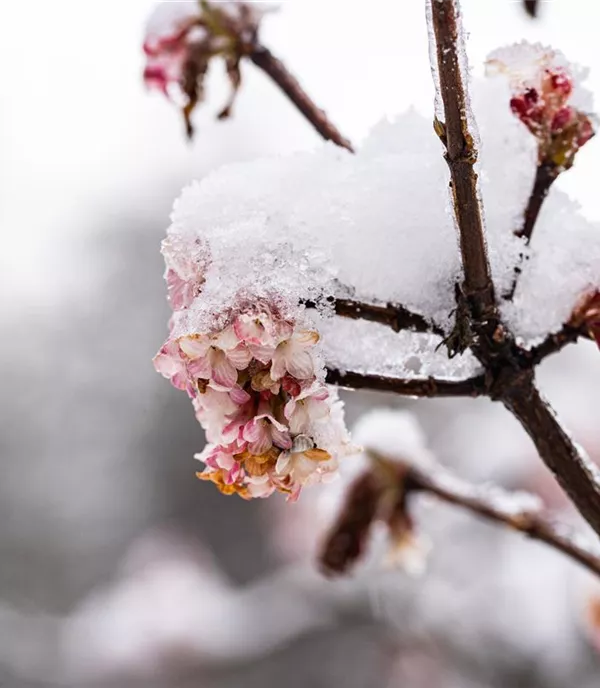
[165, 67, 599, 373]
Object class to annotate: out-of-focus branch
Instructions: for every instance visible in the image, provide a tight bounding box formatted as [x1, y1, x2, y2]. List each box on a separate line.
[326, 369, 487, 398]
[249, 45, 354, 152]
[523, 0, 540, 18]
[400, 461, 600, 578]
[429, 0, 497, 325]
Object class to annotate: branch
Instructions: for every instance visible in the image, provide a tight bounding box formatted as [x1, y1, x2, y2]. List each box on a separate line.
[249, 45, 354, 153]
[429, 0, 496, 323]
[523, 0, 540, 18]
[505, 163, 558, 300]
[402, 462, 600, 578]
[304, 296, 444, 337]
[503, 379, 600, 538]
[326, 369, 487, 398]
[527, 322, 592, 365]
[332, 298, 445, 336]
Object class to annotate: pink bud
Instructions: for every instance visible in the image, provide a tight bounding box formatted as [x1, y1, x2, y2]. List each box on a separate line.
[551, 106, 574, 132]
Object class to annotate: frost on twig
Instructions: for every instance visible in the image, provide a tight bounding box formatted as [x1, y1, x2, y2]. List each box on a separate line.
[143, 0, 352, 148]
[320, 410, 600, 579]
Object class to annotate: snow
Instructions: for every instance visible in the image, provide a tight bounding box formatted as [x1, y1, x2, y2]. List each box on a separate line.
[352, 409, 435, 469]
[164, 46, 600, 374]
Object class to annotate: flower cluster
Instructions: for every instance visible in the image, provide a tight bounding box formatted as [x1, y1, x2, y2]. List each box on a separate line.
[143, 1, 270, 137]
[487, 43, 595, 169]
[154, 304, 350, 500]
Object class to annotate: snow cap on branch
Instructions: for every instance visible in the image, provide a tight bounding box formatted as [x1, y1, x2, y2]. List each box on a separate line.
[163, 68, 599, 351]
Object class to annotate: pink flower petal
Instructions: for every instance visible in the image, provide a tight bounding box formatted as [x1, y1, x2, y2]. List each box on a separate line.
[210, 350, 238, 390]
[286, 349, 314, 380]
[242, 418, 263, 443]
[271, 426, 292, 450]
[229, 386, 251, 405]
[248, 343, 276, 364]
[226, 344, 253, 370]
[180, 335, 210, 359]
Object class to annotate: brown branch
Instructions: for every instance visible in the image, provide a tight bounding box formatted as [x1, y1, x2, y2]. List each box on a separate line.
[505, 163, 559, 300]
[429, 0, 496, 323]
[526, 322, 592, 365]
[503, 378, 600, 537]
[326, 369, 486, 398]
[305, 297, 445, 337]
[523, 0, 540, 18]
[516, 163, 558, 242]
[402, 461, 600, 578]
[249, 45, 354, 153]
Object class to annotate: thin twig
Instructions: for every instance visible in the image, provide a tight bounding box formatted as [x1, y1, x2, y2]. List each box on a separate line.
[304, 297, 444, 337]
[249, 45, 354, 152]
[429, 0, 496, 324]
[527, 322, 592, 365]
[505, 163, 558, 300]
[402, 462, 600, 578]
[332, 298, 445, 336]
[326, 369, 487, 398]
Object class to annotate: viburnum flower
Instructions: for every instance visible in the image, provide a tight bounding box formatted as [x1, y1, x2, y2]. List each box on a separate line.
[154, 303, 352, 500]
[571, 290, 600, 348]
[487, 42, 595, 170]
[143, 1, 271, 137]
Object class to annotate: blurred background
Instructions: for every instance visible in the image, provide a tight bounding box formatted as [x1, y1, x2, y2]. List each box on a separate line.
[1, 1, 600, 686]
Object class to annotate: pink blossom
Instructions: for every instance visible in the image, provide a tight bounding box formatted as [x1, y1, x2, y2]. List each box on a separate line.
[179, 333, 251, 391]
[275, 435, 337, 492]
[284, 386, 330, 435]
[154, 303, 351, 499]
[271, 330, 320, 381]
[242, 408, 292, 455]
[142, 1, 270, 137]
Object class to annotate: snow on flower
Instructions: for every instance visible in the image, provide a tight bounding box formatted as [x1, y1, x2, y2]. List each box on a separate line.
[154, 303, 351, 500]
[486, 42, 595, 169]
[161, 236, 207, 311]
[143, 1, 272, 137]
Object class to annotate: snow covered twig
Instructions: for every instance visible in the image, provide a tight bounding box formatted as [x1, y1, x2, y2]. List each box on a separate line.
[386, 453, 600, 578]
[326, 369, 487, 398]
[429, 0, 497, 327]
[326, 297, 445, 337]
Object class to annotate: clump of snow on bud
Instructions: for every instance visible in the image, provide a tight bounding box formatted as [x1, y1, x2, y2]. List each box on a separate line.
[352, 409, 435, 470]
[486, 42, 595, 169]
